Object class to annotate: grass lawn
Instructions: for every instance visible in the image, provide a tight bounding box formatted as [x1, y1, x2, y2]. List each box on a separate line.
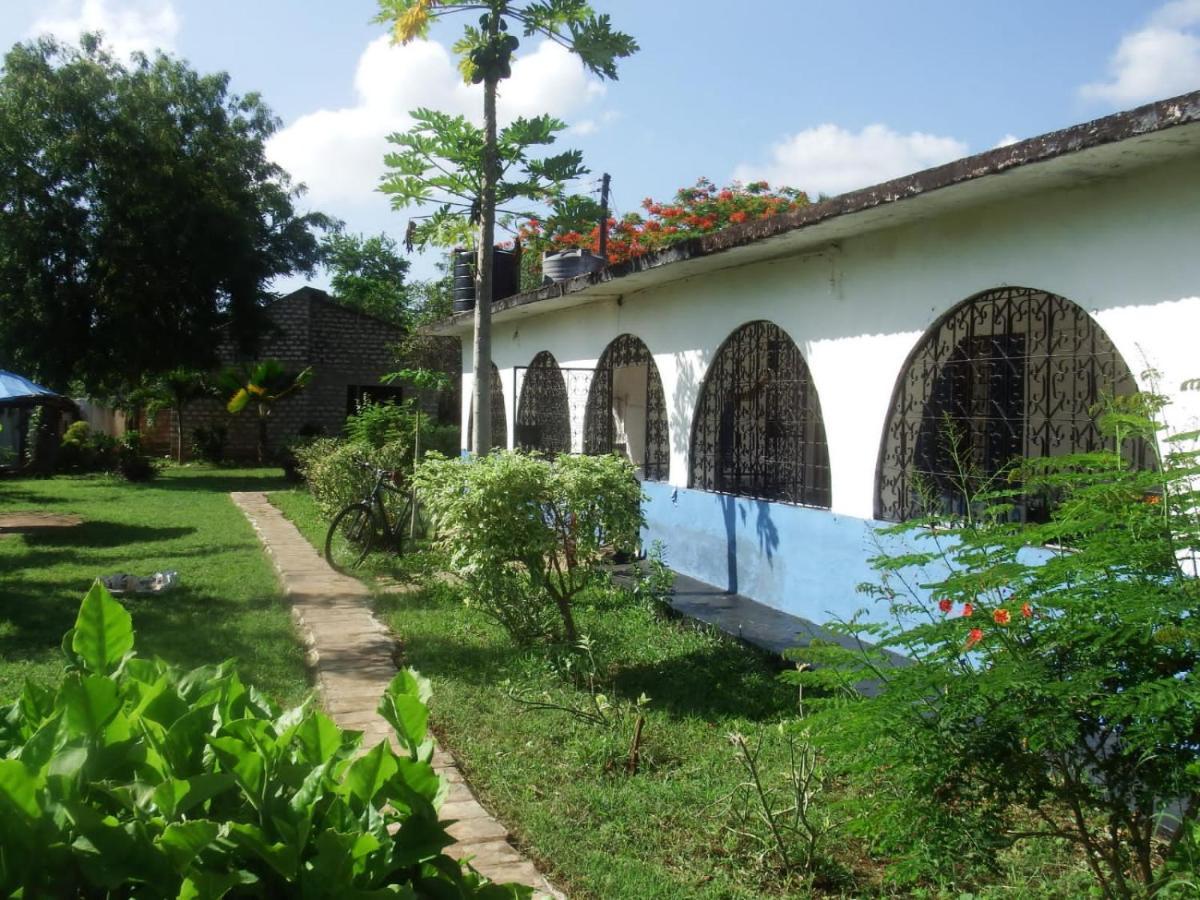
[0, 466, 310, 705]
[272, 485, 1098, 899]
[272, 486, 842, 897]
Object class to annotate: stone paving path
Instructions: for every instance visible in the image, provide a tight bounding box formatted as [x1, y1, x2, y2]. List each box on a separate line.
[231, 492, 560, 898]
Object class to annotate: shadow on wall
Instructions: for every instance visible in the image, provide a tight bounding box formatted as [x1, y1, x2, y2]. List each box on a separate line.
[753, 498, 779, 564]
[717, 495, 781, 595]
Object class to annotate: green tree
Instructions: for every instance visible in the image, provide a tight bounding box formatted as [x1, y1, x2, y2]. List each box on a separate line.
[374, 0, 637, 455]
[0, 36, 331, 395]
[138, 367, 212, 464]
[321, 231, 411, 325]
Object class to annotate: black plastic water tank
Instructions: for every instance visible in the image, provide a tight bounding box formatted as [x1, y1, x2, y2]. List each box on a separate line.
[451, 247, 520, 312]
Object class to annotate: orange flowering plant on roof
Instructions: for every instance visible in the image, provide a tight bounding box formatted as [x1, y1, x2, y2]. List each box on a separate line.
[517, 177, 809, 287]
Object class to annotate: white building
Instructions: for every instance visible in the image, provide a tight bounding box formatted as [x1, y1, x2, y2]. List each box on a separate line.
[435, 91, 1200, 628]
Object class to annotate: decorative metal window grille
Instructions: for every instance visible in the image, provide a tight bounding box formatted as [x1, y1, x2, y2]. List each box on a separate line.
[689, 321, 832, 507]
[514, 351, 575, 455]
[466, 363, 507, 450]
[875, 287, 1144, 522]
[582, 334, 670, 481]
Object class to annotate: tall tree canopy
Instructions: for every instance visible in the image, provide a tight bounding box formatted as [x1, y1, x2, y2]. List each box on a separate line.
[321, 232, 411, 326]
[0, 35, 332, 394]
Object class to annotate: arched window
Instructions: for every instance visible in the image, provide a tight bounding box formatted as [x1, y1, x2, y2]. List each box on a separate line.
[876, 286, 1143, 522]
[466, 363, 507, 450]
[582, 334, 670, 481]
[515, 351, 571, 454]
[689, 321, 831, 506]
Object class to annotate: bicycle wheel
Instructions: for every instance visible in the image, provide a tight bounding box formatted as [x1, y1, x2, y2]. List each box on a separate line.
[324, 503, 377, 572]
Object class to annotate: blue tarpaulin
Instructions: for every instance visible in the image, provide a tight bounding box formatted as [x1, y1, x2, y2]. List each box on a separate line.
[0, 370, 64, 405]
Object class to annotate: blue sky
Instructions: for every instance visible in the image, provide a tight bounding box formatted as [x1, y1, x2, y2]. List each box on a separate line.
[3, 1, 1198, 287]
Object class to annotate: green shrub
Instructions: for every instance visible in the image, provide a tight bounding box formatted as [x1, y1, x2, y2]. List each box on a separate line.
[0, 582, 527, 898]
[790, 396, 1200, 896]
[116, 429, 157, 482]
[344, 401, 413, 449]
[295, 402, 462, 521]
[191, 424, 228, 464]
[295, 437, 412, 520]
[58, 420, 118, 473]
[414, 451, 644, 644]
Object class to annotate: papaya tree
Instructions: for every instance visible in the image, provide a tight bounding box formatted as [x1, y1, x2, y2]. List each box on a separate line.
[373, 0, 637, 456]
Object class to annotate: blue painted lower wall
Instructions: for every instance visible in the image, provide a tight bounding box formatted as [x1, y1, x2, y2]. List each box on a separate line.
[641, 482, 899, 626]
[641, 482, 1057, 633]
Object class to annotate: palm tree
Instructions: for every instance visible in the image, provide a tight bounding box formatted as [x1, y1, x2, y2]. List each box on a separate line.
[220, 361, 313, 464]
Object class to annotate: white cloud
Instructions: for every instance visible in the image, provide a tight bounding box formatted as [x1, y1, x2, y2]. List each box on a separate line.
[994, 134, 1020, 149]
[29, 0, 180, 57]
[1080, 0, 1200, 105]
[267, 36, 607, 216]
[732, 124, 968, 198]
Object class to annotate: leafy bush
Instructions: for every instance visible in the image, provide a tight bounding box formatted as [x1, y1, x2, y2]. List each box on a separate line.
[116, 428, 157, 482]
[791, 397, 1200, 896]
[295, 437, 412, 520]
[58, 420, 118, 473]
[344, 401, 413, 449]
[0, 582, 527, 898]
[296, 402, 459, 520]
[414, 451, 644, 643]
[191, 424, 228, 464]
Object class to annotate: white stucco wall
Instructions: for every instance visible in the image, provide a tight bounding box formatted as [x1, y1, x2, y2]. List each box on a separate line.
[462, 154, 1200, 522]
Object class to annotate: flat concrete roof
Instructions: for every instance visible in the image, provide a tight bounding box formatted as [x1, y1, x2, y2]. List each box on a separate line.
[430, 89, 1200, 337]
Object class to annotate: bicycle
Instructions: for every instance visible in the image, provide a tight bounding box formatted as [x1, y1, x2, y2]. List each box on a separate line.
[324, 462, 422, 572]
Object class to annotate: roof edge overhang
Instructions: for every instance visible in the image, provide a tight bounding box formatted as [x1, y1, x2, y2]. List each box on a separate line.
[426, 89, 1200, 337]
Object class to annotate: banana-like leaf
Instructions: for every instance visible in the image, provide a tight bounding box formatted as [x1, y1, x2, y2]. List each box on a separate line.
[72, 582, 134, 675]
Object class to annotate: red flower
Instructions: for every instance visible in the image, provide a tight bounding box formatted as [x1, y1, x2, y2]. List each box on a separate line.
[962, 603, 974, 617]
[993, 608, 1011, 625]
[937, 597, 953, 614]
[718, 189, 734, 201]
[966, 628, 984, 648]
[1021, 602, 1033, 619]
[729, 210, 748, 224]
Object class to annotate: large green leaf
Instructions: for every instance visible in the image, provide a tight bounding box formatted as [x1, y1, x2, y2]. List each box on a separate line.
[178, 867, 258, 900]
[295, 710, 343, 766]
[226, 822, 297, 880]
[341, 741, 398, 806]
[60, 673, 121, 737]
[377, 670, 430, 755]
[158, 819, 219, 870]
[72, 582, 134, 675]
[153, 773, 236, 819]
[0, 758, 40, 820]
[208, 737, 266, 810]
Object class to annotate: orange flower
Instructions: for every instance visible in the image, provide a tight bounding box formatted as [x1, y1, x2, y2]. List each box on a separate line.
[937, 597, 953, 614]
[966, 628, 984, 648]
[993, 608, 1011, 625]
[729, 211, 747, 224]
[962, 603, 974, 617]
[1021, 602, 1033, 619]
